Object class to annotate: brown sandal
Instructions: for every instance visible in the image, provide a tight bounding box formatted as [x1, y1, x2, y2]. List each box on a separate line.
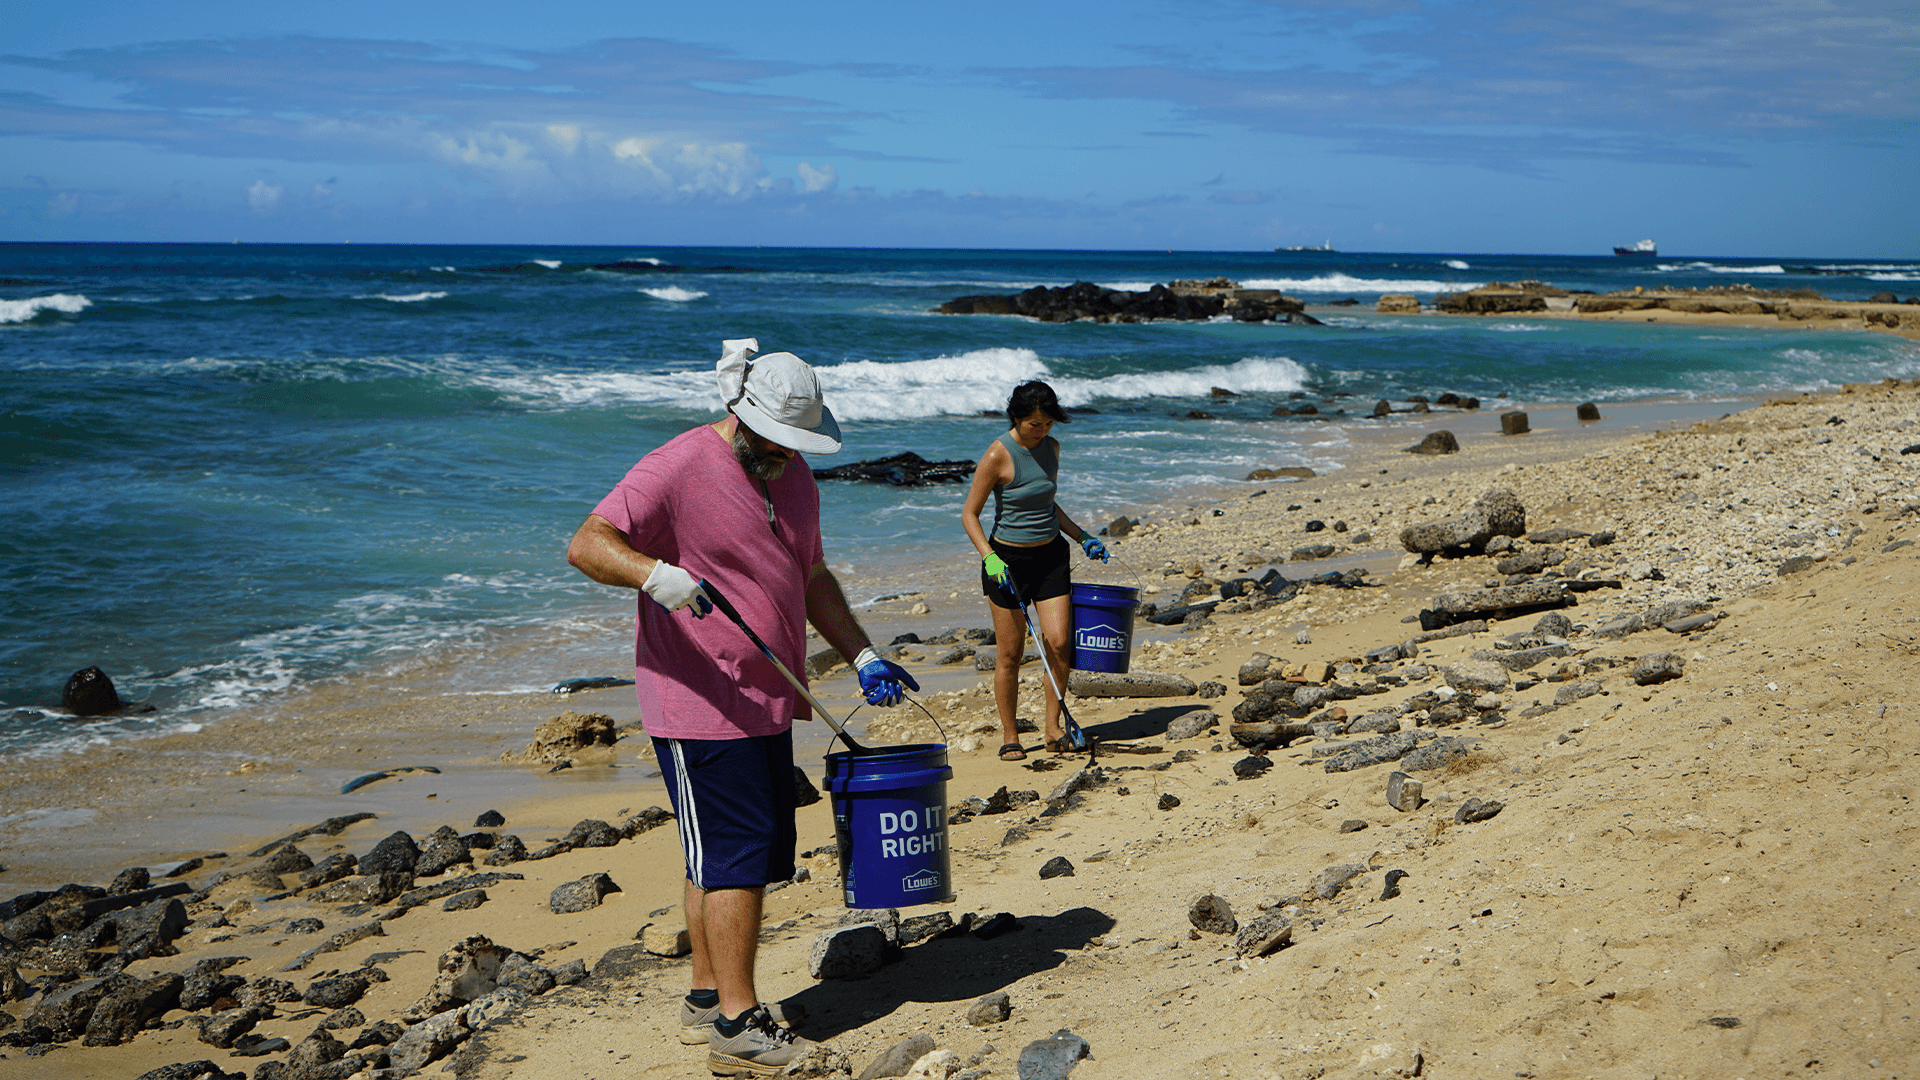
[999, 743, 1027, 761]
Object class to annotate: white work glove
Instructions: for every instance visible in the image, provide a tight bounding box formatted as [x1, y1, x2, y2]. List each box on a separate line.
[642, 561, 712, 617]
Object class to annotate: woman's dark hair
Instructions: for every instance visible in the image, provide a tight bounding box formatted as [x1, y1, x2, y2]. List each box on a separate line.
[1006, 380, 1070, 427]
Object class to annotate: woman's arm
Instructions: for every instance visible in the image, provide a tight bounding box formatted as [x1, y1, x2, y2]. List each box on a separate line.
[960, 440, 1012, 558]
[1054, 504, 1093, 545]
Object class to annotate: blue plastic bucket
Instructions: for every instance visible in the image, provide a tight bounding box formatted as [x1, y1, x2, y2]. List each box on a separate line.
[822, 743, 954, 909]
[1071, 582, 1141, 674]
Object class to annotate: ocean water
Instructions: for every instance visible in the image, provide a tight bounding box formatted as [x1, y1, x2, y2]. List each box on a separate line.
[4, 243, 1918, 755]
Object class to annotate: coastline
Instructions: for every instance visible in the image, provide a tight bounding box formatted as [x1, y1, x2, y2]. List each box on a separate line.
[5, 370, 1919, 1077]
[0, 396, 1753, 896]
[1354, 290, 1920, 343]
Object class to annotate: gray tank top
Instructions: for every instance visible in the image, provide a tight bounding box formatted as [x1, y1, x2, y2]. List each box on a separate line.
[990, 431, 1059, 544]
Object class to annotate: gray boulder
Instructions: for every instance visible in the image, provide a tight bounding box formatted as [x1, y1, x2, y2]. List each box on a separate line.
[1164, 708, 1218, 741]
[196, 1007, 263, 1049]
[1400, 736, 1474, 772]
[1066, 671, 1197, 698]
[1309, 864, 1368, 900]
[1188, 894, 1237, 935]
[388, 1008, 471, 1074]
[549, 873, 620, 914]
[1443, 660, 1511, 694]
[28, 973, 132, 1041]
[1017, 1029, 1092, 1080]
[858, 1032, 936, 1079]
[1633, 653, 1686, 685]
[1234, 914, 1293, 957]
[495, 953, 557, 996]
[1399, 487, 1526, 554]
[110, 897, 190, 960]
[562, 819, 622, 848]
[84, 972, 183, 1046]
[258, 845, 314, 875]
[966, 991, 1012, 1027]
[1553, 679, 1605, 705]
[358, 831, 420, 876]
[809, 925, 889, 980]
[413, 835, 471, 877]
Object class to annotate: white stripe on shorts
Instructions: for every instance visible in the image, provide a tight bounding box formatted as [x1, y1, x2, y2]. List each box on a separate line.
[668, 740, 705, 889]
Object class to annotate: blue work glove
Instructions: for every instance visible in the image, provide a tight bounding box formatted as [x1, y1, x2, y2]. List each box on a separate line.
[855, 647, 919, 707]
[1080, 535, 1110, 562]
[642, 561, 711, 617]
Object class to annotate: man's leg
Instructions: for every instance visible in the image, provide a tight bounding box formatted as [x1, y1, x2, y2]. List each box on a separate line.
[686, 879, 765, 1018]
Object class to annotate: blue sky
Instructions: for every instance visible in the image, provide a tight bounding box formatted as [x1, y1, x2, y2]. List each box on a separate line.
[3, 0, 1914, 254]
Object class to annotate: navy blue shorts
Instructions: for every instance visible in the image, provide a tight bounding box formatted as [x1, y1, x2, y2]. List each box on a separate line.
[653, 730, 797, 890]
[983, 534, 1071, 610]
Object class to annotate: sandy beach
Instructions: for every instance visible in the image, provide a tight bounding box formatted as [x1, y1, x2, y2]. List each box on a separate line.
[5, 371, 1919, 1080]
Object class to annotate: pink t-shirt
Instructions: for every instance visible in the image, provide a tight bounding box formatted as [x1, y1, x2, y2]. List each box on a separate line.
[591, 424, 825, 740]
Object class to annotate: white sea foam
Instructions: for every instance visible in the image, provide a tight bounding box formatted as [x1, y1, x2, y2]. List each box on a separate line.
[1097, 281, 1161, 293]
[358, 291, 449, 303]
[640, 287, 708, 302]
[469, 347, 1311, 421]
[1239, 274, 1479, 294]
[1866, 272, 1920, 282]
[1658, 261, 1784, 274]
[1444, 260, 1470, 270]
[1, 293, 92, 323]
[532, 260, 563, 269]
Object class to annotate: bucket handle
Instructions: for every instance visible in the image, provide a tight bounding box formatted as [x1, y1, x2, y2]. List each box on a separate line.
[1099, 544, 1148, 594]
[846, 696, 949, 748]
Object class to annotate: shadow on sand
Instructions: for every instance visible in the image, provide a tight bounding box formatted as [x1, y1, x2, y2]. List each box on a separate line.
[779, 905, 1115, 1040]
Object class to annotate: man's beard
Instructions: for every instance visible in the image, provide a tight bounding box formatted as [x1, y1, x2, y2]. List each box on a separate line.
[732, 427, 791, 480]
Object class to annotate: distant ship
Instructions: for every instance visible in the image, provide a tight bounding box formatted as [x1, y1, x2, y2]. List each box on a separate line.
[1276, 240, 1338, 253]
[1613, 239, 1657, 257]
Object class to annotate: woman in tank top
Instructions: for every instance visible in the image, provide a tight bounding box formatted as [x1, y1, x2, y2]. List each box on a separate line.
[961, 381, 1108, 761]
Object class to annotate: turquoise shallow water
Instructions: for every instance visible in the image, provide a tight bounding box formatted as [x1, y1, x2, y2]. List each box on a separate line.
[4, 243, 1918, 753]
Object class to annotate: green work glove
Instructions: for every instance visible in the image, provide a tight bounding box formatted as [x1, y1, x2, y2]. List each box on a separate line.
[983, 553, 1011, 586]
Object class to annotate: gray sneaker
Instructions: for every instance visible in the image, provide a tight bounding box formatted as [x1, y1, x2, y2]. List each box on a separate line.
[679, 999, 803, 1045]
[707, 1004, 813, 1076]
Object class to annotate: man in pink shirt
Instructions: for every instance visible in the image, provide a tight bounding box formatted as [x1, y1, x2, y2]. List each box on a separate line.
[567, 338, 916, 1076]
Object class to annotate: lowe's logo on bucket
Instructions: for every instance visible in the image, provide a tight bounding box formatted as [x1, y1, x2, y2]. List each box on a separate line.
[1077, 621, 1126, 653]
[901, 869, 942, 892]
[877, 805, 945, 859]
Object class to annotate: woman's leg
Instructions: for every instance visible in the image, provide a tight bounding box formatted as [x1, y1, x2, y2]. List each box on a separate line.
[991, 600, 1027, 748]
[1034, 592, 1074, 746]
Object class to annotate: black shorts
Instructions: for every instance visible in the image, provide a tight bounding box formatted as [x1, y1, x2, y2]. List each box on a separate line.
[983, 534, 1071, 610]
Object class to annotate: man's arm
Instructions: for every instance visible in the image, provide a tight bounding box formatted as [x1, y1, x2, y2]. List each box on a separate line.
[567, 514, 658, 590]
[806, 559, 920, 707]
[803, 559, 873, 664]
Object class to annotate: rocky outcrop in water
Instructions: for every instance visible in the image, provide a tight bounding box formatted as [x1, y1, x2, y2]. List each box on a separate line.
[812, 452, 975, 486]
[938, 280, 1319, 325]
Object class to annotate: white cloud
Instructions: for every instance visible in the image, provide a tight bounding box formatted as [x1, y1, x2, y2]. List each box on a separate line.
[797, 162, 837, 193]
[246, 179, 285, 213]
[411, 125, 775, 199]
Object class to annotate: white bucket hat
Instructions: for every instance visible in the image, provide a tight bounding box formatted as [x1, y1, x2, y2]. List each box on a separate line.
[716, 337, 842, 455]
